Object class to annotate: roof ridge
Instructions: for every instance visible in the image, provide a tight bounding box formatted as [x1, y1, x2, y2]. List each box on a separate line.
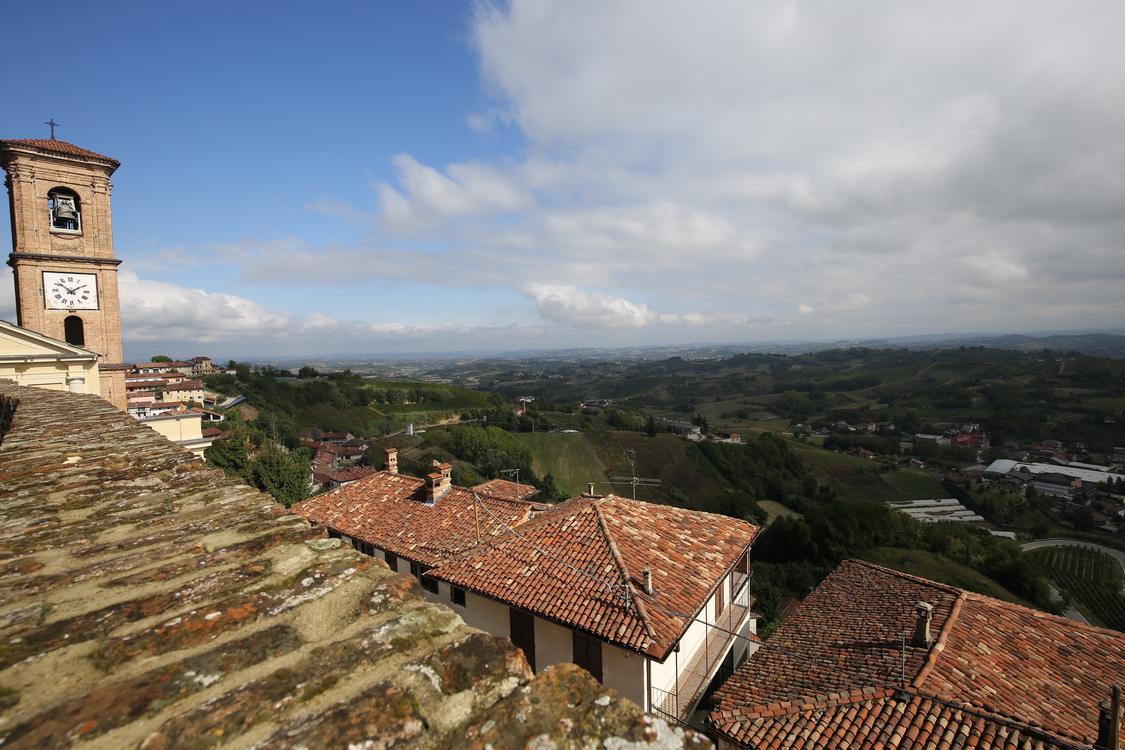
[845, 558, 963, 594]
[593, 500, 659, 645]
[911, 590, 966, 689]
[721, 686, 895, 719]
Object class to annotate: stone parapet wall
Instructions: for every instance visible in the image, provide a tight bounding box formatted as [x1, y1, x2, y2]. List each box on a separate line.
[0, 382, 709, 749]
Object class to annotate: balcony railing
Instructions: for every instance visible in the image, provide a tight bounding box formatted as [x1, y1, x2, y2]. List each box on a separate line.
[649, 577, 753, 723]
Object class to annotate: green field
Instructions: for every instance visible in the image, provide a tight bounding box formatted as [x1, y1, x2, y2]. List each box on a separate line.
[882, 471, 953, 501]
[1026, 546, 1125, 631]
[1086, 395, 1125, 415]
[794, 449, 900, 502]
[513, 432, 610, 499]
[758, 500, 802, 525]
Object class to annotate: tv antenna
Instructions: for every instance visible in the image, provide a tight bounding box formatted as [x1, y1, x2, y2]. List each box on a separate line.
[607, 448, 660, 501]
[501, 468, 521, 501]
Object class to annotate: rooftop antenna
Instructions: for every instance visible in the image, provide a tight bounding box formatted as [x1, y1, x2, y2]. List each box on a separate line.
[501, 468, 520, 501]
[45, 119, 59, 140]
[607, 448, 660, 501]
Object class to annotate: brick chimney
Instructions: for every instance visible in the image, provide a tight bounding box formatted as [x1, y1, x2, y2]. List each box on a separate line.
[912, 601, 934, 647]
[425, 460, 453, 504]
[1096, 685, 1121, 750]
[384, 448, 398, 474]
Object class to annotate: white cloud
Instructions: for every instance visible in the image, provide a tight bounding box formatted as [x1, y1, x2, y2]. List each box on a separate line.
[24, 0, 1120, 355]
[195, 0, 1123, 345]
[116, 272, 536, 355]
[524, 284, 656, 327]
[376, 155, 535, 235]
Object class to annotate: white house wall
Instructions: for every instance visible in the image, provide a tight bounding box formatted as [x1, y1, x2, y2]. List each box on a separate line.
[455, 590, 646, 705]
[460, 591, 512, 640]
[602, 642, 646, 708]
[536, 617, 573, 672]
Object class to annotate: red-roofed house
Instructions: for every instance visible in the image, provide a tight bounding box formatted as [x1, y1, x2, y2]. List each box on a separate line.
[471, 478, 541, 502]
[709, 559, 1125, 750]
[293, 449, 760, 725]
[430, 493, 759, 724]
[328, 465, 379, 488]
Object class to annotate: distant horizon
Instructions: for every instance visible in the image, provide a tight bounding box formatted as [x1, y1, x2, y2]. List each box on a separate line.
[126, 325, 1125, 365]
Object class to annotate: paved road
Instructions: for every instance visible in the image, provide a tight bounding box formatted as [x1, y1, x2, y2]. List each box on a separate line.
[1021, 538, 1125, 625]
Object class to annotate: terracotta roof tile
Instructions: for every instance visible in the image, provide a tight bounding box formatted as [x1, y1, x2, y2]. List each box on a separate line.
[291, 472, 542, 567]
[430, 494, 758, 658]
[710, 560, 1125, 749]
[331, 466, 379, 484]
[0, 138, 119, 166]
[472, 478, 541, 502]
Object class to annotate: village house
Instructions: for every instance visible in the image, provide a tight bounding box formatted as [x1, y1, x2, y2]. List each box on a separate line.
[709, 559, 1125, 750]
[293, 450, 760, 726]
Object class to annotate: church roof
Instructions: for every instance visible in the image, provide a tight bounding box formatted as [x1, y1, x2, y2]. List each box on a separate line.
[0, 139, 120, 168]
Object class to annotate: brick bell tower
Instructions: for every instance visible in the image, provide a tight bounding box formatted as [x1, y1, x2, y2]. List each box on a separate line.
[1, 136, 127, 407]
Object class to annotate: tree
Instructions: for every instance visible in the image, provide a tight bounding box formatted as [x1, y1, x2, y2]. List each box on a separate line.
[298, 366, 319, 379]
[151, 355, 173, 363]
[205, 437, 252, 480]
[645, 416, 659, 438]
[251, 444, 309, 508]
[538, 473, 565, 504]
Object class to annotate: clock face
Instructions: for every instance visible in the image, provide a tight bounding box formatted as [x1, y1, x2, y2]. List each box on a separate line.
[44, 272, 99, 310]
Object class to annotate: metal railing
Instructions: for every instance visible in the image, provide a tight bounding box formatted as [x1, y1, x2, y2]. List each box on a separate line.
[650, 576, 752, 722]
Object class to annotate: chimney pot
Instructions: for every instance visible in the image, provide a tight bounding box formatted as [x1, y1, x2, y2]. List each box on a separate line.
[912, 601, 933, 647]
[642, 567, 654, 596]
[588, 483, 595, 495]
[384, 448, 398, 474]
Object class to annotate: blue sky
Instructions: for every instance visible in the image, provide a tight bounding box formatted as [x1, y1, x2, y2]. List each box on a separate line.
[2, 0, 1124, 361]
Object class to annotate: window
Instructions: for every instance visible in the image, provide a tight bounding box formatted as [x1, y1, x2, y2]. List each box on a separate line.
[509, 608, 536, 672]
[450, 587, 466, 607]
[63, 316, 84, 347]
[572, 632, 602, 683]
[48, 189, 81, 233]
[410, 560, 439, 594]
[384, 551, 398, 572]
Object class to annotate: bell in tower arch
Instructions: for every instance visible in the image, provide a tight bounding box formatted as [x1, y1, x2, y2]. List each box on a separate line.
[50, 192, 80, 231]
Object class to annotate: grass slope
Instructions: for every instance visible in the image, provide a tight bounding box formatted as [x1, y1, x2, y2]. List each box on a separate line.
[882, 471, 953, 500]
[858, 547, 1029, 605]
[513, 433, 610, 498]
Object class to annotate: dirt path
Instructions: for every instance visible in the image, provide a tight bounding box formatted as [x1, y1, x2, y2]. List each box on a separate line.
[905, 362, 938, 381]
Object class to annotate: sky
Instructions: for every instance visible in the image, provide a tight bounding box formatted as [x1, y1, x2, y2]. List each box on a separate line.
[2, 0, 1123, 362]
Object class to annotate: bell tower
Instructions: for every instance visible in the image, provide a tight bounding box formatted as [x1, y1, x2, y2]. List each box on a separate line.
[1, 137, 127, 406]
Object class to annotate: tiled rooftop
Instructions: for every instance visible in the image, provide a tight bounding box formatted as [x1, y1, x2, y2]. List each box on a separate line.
[709, 560, 1125, 749]
[291, 471, 544, 567]
[431, 494, 758, 659]
[0, 381, 709, 749]
[472, 477, 541, 502]
[0, 139, 120, 166]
